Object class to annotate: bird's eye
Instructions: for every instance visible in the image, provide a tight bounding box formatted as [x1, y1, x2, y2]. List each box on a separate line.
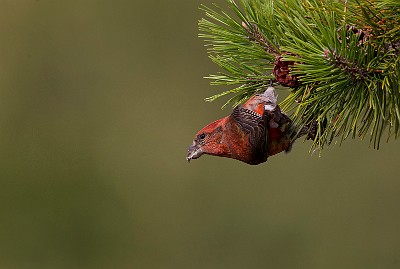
[198, 133, 206, 140]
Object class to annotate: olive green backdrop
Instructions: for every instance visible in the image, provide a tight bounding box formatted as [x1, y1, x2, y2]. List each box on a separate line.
[0, 1, 399, 269]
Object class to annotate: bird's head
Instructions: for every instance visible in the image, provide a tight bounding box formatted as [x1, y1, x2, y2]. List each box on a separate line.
[186, 118, 227, 162]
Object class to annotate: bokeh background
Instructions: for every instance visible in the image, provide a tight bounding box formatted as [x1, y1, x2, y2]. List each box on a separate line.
[0, 1, 399, 268]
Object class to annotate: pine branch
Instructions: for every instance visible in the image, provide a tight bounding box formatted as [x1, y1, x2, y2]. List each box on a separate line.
[198, 0, 400, 151]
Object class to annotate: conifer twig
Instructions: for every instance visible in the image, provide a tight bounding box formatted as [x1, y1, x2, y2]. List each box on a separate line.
[199, 0, 400, 151]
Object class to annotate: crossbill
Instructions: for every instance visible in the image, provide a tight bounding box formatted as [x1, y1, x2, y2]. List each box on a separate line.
[186, 87, 294, 165]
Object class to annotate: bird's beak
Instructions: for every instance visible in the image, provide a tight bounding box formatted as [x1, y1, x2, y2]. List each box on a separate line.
[186, 143, 203, 162]
[262, 86, 278, 111]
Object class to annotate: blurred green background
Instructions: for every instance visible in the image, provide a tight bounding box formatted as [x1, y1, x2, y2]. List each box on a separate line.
[0, 1, 399, 268]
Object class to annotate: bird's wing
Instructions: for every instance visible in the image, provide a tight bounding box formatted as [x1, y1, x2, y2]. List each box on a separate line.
[231, 106, 269, 154]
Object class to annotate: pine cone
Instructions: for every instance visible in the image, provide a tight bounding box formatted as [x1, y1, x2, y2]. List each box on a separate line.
[273, 56, 301, 88]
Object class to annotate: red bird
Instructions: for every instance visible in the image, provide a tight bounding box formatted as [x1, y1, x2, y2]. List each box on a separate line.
[186, 87, 294, 165]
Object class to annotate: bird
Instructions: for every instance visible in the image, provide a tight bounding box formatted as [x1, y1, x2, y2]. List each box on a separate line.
[186, 86, 294, 165]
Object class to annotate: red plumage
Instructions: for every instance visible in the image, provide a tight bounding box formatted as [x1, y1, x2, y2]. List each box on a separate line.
[187, 87, 293, 165]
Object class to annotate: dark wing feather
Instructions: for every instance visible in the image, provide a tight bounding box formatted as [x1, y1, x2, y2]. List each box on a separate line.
[231, 106, 269, 158]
